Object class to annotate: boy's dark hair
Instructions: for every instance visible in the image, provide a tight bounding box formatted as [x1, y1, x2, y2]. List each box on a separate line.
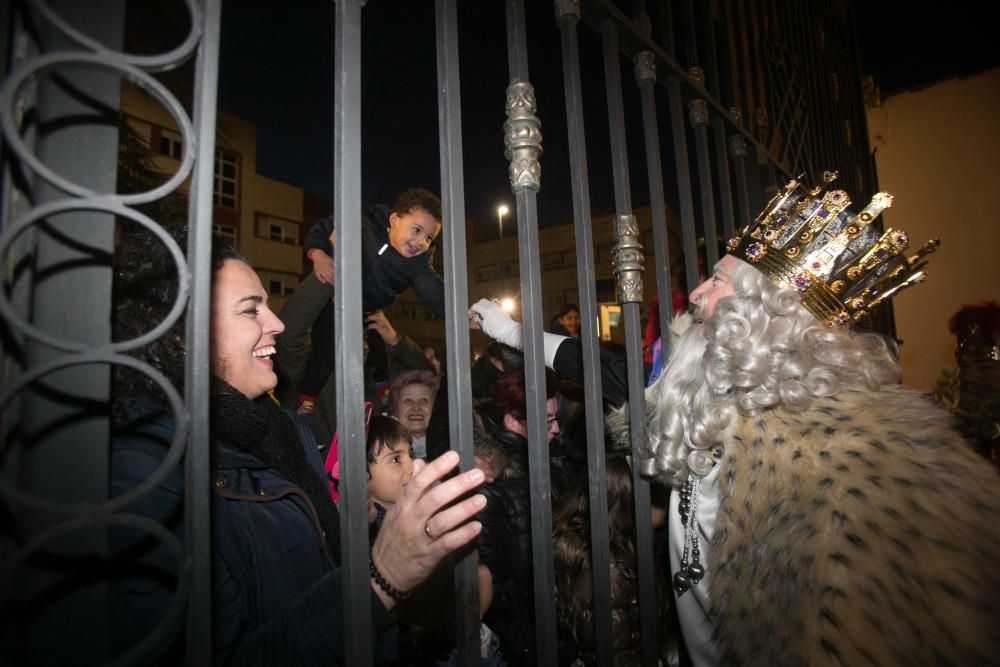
[391, 187, 442, 222]
[366, 415, 413, 465]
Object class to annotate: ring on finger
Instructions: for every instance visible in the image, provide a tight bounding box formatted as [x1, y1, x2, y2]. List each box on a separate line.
[424, 521, 438, 541]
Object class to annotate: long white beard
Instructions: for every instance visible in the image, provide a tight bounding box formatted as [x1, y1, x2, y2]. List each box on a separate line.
[644, 312, 729, 485]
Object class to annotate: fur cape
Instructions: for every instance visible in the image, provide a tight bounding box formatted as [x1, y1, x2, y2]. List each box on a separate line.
[614, 375, 1000, 663]
[708, 386, 1000, 665]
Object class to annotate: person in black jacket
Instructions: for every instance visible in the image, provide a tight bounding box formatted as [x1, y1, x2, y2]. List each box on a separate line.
[275, 188, 444, 415]
[109, 230, 485, 665]
[474, 368, 577, 665]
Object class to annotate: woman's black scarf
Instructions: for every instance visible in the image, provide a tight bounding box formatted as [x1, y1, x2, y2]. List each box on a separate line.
[211, 379, 341, 564]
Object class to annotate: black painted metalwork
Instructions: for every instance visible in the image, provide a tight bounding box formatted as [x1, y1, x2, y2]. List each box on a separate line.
[0, 1, 884, 663]
[434, 1, 479, 665]
[555, 2, 614, 664]
[599, 20, 659, 667]
[503, 1, 558, 663]
[184, 2, 223, 663]
[0, 1, 215, 664]
[331, 0, 372, 665]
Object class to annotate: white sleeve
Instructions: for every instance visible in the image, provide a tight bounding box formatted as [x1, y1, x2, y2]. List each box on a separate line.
[543, 331, 569, 369]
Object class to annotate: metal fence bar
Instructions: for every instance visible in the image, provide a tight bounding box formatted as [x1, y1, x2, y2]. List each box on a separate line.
[634, 51, 676, 346]
[503, 1, 557, 663]
[701, 4, 738, 243]
[434, 1, 479, 664]
[183, 1, 222, 662]
[555, 2, 613, 664]
[600, 20, 658, 667]
[332, 1, 371, 665]
[689, 89, 720, 270]
[665, 77, 700, 298]
[729, 123, 752, 230]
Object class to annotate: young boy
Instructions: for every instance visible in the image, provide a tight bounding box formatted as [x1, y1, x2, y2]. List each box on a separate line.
[365, 415, 415, 523]
[275, 188, 445, 439]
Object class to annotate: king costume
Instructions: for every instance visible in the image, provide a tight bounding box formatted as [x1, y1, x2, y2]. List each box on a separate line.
[613, 316, 1000, 666]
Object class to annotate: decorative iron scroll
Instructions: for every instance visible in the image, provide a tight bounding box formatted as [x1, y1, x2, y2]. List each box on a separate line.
[634, 51, 656, 84]
[504, 81, 543, 191]
[612, 214, 644, 304]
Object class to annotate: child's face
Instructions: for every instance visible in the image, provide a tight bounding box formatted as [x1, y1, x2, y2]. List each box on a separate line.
[388, 209, 441, 258]
[368, 440, 414, 507]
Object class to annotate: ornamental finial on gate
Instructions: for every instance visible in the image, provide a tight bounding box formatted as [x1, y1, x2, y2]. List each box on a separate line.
[504, 81, 543, 192]
[612, 214, 644, 304]
[634, 51, 656, 84]
[554, 0, 580, 19]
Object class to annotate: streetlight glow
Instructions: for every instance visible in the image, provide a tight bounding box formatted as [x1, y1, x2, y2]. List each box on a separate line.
[497, 204, 509, 240]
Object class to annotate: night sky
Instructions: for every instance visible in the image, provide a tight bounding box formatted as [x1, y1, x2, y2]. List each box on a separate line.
[216, 1, 997, 232]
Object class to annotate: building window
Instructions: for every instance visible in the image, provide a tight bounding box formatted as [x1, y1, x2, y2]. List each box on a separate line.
[158, 129, 182, 160]
[257, 269, 300, 297]
[255, 212, 300, 245]
[213, 223, 238, 240]
[541, 252, 564, 272]
[214, 149, 239, 209]
[475, 264, 500, 283]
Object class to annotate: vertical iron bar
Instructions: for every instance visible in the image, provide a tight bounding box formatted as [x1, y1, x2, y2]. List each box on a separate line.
[634, 52, 675, 350]
[665, 78, 700, 299]
[434, 1, 478, 664]
[600, 20, 658, 667]
[555, 3, 613, 665]
[503, 1, 556, 663]
[746, 155, 764, 215]
[702, 3, 738, 243]
[689, 95, 719, 270]
[332, 1, 371, 665]
[731, 148, 751, 229]
[184, 1, 222, 663]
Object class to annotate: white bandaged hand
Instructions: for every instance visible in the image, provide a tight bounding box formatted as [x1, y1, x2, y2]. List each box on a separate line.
[469, 298, 523, 350]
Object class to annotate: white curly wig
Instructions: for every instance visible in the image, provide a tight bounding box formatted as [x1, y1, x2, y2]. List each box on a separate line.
[638, 256, 901, 487]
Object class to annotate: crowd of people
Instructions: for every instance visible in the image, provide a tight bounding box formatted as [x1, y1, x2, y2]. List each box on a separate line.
[109, 178, 999, 665]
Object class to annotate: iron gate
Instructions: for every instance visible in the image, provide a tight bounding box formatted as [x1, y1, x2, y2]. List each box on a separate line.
[0, 1, 876, 665]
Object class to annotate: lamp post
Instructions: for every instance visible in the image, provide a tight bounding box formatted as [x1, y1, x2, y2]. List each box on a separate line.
[497, 204, 509, 240]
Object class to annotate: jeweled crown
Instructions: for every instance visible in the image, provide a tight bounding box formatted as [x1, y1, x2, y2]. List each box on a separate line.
[727, 171, 939, 327]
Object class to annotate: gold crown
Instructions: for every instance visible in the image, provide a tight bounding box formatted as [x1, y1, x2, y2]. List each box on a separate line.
[727, 171, 940, 327]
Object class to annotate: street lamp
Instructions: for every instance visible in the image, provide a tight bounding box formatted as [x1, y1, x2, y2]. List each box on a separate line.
[497, 204, 509, 240]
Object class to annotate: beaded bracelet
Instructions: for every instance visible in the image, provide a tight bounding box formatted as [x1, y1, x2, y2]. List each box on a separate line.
[369, 557, 411, 601]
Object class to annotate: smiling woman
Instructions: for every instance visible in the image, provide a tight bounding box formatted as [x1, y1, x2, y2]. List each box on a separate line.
[210, 259, 285, 399]
[108, 229, 486, 665]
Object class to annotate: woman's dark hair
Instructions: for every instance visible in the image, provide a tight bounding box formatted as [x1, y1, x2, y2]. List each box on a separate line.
[365, 415, 413, 464]
[111, 223, 245, 420]
[491, 367, 557, 424]
[553, 303, 580, 320]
